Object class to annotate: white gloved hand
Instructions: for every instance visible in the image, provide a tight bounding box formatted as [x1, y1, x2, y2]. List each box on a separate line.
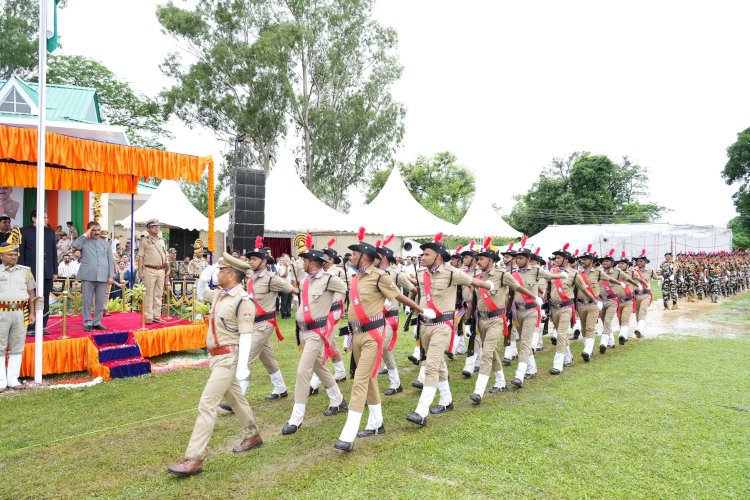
[669, 275, 675, 281]
[637, 284, 644, 292]
[560, 271, 569, 279]
[236, 365, 250, 382]
[421, 308, 436, 320]
[384, 299, 392, 309]
[534, 296, 544, 307]
[596, 301, 603, 311]
[618, 280, 626, 288]
[486, 280, 494, 291]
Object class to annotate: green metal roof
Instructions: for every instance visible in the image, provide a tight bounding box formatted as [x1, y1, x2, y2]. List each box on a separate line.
[0, 75, 102, 124]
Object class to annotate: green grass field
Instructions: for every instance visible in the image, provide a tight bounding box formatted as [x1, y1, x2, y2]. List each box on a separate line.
[1, 298, 749, 498]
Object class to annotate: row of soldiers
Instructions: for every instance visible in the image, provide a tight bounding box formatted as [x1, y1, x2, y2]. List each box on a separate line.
[659, 251, 749, 306]
[166, 233, 747, 476]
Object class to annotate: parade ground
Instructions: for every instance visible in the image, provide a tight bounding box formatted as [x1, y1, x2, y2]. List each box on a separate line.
[1, 294, 748, 499]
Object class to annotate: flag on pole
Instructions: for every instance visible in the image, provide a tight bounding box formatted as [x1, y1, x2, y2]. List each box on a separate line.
[46, 0, 60, 52]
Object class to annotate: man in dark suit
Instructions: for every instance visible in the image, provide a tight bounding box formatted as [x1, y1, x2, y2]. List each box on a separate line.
[19, 210, 57, 334]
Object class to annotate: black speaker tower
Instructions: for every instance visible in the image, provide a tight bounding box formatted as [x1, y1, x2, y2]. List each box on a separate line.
[227, 168, 266, 254]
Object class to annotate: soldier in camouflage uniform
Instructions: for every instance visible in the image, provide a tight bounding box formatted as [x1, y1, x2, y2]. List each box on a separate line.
[659, 252, 679, 310]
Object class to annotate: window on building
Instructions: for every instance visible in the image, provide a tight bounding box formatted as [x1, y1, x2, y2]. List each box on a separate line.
[0, 88, 32, 114]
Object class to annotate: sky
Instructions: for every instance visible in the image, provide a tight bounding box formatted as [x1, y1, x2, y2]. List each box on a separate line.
[56, 0, 750, 228]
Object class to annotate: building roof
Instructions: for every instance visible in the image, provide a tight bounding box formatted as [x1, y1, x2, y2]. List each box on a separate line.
[0, 74, 102, 124]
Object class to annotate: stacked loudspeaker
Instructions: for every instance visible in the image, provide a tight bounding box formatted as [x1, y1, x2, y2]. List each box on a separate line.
[228, 169, 266, 254]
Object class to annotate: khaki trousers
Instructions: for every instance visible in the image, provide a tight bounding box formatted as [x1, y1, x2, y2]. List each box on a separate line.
[577, 304, 598, 339]
[294, 331, 336, 404]
[142, 267, 165, 321]
[381, 321, 397, 370]
[184, 352, 259, 460]
[349, 332, 381, 413]
[550, 306, 572, 354]
[618, 299, 634, 327]
[0, 311, 26, 354]
[420, 323, 451, 388]
[477, 318, 504, 375]
[247, 322, 281, 375]
[635, 293, 650, 321]
[514, 307, 538, 363]
[601, 299, 618, 335]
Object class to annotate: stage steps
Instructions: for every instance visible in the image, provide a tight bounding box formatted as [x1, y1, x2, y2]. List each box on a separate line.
[88, 332, 151, 380]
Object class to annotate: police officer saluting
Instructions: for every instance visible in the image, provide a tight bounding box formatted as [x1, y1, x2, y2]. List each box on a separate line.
[168, 253, 263, 477]
[334, 228, 424, 451]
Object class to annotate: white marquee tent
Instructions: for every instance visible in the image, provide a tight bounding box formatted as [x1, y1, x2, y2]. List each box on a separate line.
[455, 199, 522, 238]
[116, 180, 209, 231]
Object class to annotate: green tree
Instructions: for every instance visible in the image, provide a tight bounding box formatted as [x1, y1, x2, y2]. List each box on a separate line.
[727, 216, 750, 250]
[47, 55, 171, 149]
[722, 126, 750, 236]
[180, 174, 230, 217]
[366, 152, 475, 224]
[505, 152, 667, 235]
[157, 0, 296, 176]
[0, 0, 37, 78]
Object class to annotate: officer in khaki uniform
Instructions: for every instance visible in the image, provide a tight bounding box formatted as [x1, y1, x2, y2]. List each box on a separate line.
[598, 250, 643, 354]
[376, 237, 415, 396]
[282, 247, 348, 435]
[508, 240, 554, 388]
[0, 233, 36, 392]
[547, 244, 597, 375]
[333, 233, 423, 451]
[168, 248, 179, 279]
[469, 239, 537, 404]
[168, 253, 262, 477]
[500, 244, 521, 364]
[613, 252, 641, 344]
[137, 219, 169, 324]
[630, 250, 656, 338]
[406, 233, 491, 427]
[577, 245, 621, 362]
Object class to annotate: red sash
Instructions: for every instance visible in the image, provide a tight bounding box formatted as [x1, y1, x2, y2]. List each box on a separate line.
[579, 270, 595, 297]
[620, 281, 636, 315]
[478, 277, 508, 337]
[384, 308, 399, 351]
[301, 278, 337, 361]
[351, 274, 386, 378]
[423, 270, 457, 352]
[247, 278, 284, 341]
[634, 268, 654, 306]
[552, 266, 576, 324]
[511, 271, 541, 327]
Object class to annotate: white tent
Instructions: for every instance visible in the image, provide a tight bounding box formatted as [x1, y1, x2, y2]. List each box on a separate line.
[349, 167, 468, 237]
[530, 223, 732, 259]
[455, 199, 522, 238]
[116, 180, 208, 231]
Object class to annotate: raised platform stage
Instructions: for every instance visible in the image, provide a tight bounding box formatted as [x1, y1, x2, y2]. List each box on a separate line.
[22, 313, 207, 380]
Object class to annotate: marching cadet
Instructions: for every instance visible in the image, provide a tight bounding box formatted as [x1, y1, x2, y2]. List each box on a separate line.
[406, 233, 492, 427]
[219, 238, 295, 415]
[308, 239, 348, 395]
[282, 240, 348, 435]
[500, 243, 521, 365]
[0, 231, 36, 392]
[376, 235, 416, 396]
[447, 244, 468, 358]
[469, 238, 537, 403]
[168, 253, 262, 477]
[460, 241, 482, 378]
[136, 219, 169, 325]
[507, 238, 557, 388]
[334, 229, 423, 451]
[529, 248, 547, 356]
[547, 244, 596, 375]
[660, 252, 679, 310]
[613, 252, 638, 344]
[598, 249, 644, 353]
[631, 250, 656, 338]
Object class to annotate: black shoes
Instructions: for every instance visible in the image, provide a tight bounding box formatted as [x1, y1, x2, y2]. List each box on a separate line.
[563, 361, 573, 368]
[470, 393, 482, 404]
[510, 377, 523, 388]
[488, 386, 507, 394]
[309, 387, 319, 396]
[502, 358, 512, 366]
[551, 337, 557, 345]
[324, 399, 348, 417]
[265, 391, 288, 401]
[282, 423, 300, 435]
[84, 326, 93, 332]
[523, 373, 535, 379]
[581, 352, 591, 362]
[599, 344, 607, 355]
[430, 402, 453, 414]
[406, 412, 427, 426]
[384, 386, 402, 396]
[462, 370, 472, 378]
[411, 380, 423, 390]
[219, 402, 234, 413]
[407, 355, 420, 366]
[357, 425, 385, 438]
[634, 330, 642, 339]
[333, 439, 354, 452]
[377, 367, 388, 375]
[93, 324, 107, 331]
[549, 368, 562, 375]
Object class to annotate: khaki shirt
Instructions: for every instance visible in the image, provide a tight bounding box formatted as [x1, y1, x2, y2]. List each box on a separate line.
[580, 265, 615, 298]
[249, 269, 292, 313]
[417, 265, 473, 312]
[138, 235, 167, 267]
[460, 265, 477, 303]
[386, 264, 414, 312]
[296, 270, 347, 324]
[631, 267, 657, 289]
[203, 284, 255, 349]
[512, 266, 552, 305]
[0, 264, 36, 302]
[548, 266, 588, 303]
[347, 267, 400, 322]
[601, 267, 631, 300]
[474, 267, 520, 312]
[326, 265, 348, 303]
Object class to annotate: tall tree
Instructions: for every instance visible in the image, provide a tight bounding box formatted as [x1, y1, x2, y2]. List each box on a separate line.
[47, 55, 171, 149]
[366, 152, 475, 224]
[505, 152, 667, 235]
[157, 0, 296, 177]
[722, 126, 750, 236]
[727, 216, 750, 250]
[0, 0, 37, 78]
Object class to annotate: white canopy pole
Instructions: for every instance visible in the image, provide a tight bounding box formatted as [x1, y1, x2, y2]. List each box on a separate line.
[33, 0, 49, 384]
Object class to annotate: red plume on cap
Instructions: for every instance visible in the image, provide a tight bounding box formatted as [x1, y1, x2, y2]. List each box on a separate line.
[574, 249, 580, 256]
[562, 242, 570, 251]
[376, 240, 382, 248]
[455, 245, 464, 253]
[535, 247, 541, 255]
[508, 242, 515, 251]
[326, 238, 336, 249]
[608, 248, 615, 257]
[434, 232, 444, 244]
[255, 236, 263, 250]
[469, 239, 476, 250]
[520, 235, 527, 248]
[641, 249, 646, 256]
[586, 243, 592, 253]
[383, 234, 394, 246]
[621, 251, 626, 259]
[483, 237, 492, 250]
[357, 227, 366, 242]
[305, 234, 313, 249]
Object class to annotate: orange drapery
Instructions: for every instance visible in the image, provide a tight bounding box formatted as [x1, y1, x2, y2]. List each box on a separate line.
[21, 337, 89, 377]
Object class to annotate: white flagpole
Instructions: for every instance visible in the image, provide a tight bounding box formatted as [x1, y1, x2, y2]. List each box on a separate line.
[34, 0, 49, 384]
